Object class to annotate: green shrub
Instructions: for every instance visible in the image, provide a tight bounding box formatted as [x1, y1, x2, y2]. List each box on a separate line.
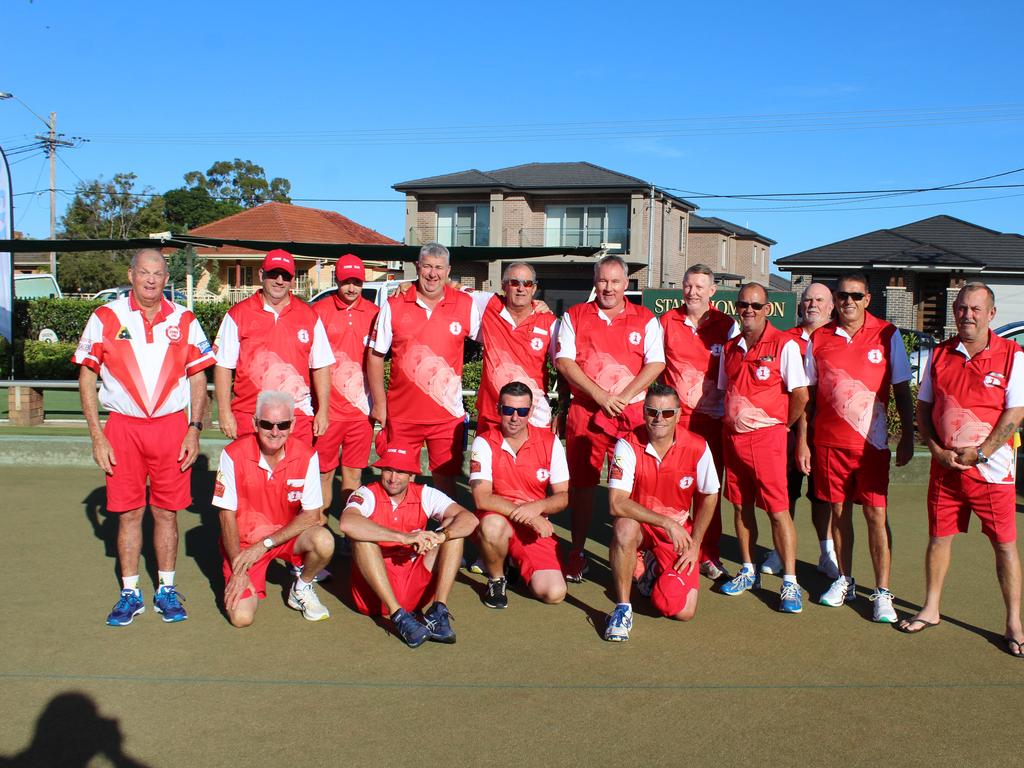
[192, 302, 230, 344]
[25, 299, 104, 342]
[0, 335, 10, 378]
[462, 360, 481, 416]
[23, 341, 79, 379]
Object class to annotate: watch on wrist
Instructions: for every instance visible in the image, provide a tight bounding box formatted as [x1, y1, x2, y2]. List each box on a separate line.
[976, 447, 989, 464]
[262, 537, 275, 549]
[189, 421, 204, 432]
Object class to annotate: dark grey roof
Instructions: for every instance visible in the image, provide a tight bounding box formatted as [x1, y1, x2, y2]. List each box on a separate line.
[689, 214, 777, 245]
[776, 215, 1024, 272]
[768, 273, 792, 291]
[394, 162, 696, 209]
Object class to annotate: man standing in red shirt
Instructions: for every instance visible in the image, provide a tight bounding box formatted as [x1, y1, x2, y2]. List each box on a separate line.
[556, 255, 665, 581]
[898, 283, 1024, 656]
[717, 283, 809, 613]
[604, 384, 720, 641]
[367, 243, 481, 498]
[469, 382, 570, 608]
[658, 263, 737, 580]
[213, 390, 335, 627]
[214, 249, 335, 445]
[74, 248, 216, 626]
[312, 254, 378, 512]
[340, 444, 479, 647]
[801, 272, 914, 622]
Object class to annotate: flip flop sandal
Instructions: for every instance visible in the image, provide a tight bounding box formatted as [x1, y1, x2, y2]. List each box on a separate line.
[1004, 637, 1024, 659]
[897, 617, 939, 634]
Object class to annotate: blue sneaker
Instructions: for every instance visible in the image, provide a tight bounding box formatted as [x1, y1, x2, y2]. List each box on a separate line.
[779, 581, 803, 613]
[106, 588, 145, 626]
[423, 602, 456, 644]
[391, 608, 429, 648]
[153, 585, 188, 623]
[720, 568, 760, 596]
[604, 604, 633, 642]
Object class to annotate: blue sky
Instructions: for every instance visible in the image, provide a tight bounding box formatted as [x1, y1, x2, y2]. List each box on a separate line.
[3, 0, 1022, 269]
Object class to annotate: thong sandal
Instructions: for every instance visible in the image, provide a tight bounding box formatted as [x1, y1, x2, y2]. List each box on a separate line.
[1004, 637, 1024, 659]
[897, 617, 939, 634]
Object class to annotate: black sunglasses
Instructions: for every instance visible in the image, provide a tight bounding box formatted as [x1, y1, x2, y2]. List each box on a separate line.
[644, 406, 680, 419]
[504, 279, 536, 288]
[836, 291, 865, 301]
[499, 405, 531, 417]
[256, 419, 293, 431]
[736, 301, 766, 310]
[264, 269, 293, 281]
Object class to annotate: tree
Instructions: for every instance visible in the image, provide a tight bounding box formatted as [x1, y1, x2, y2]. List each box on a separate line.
[163, 186, 242, 232]
[57, 252, 129, 295]
[183, 158, 291, 208]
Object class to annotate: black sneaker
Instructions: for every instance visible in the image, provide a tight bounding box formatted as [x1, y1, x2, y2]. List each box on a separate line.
[423, 602, 456, 643]
[483, 577, 508, 609]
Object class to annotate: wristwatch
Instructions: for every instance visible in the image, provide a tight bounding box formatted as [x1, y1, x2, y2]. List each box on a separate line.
[189, 421, 204, 432]
[262, 537, 275, 549]
[976, 447, 989, 464]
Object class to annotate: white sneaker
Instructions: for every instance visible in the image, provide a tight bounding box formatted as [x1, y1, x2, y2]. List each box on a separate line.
[288, 581, 330, 621]
[699, 559, 729, 580]
[760, 550, 783, 575]
[819, 576, 856, 607]
[869, 588, 897, 623]
[817, 551, 840, 580]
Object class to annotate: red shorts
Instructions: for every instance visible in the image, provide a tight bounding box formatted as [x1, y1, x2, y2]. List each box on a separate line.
[724, 426, 789, 514]
[814, 445, 890, 507]
[221, 539, 301, 600]
[565, 402, 617, 487]
[314, 417, 373, 472]
[640, 522, 700, 617]
[103, 411, 191, 512]
[384, 418, 464, 474]
[477, 512, 564, 583]
[234, 409, 314, 445]
[928, 464, 1017, 544]
[350, 552, 436, 616]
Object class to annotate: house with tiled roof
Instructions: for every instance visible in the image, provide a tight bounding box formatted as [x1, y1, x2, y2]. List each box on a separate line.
[187, 202, 400, 301]
[775, 215, 1024, 337]
[687, 215, 776, 284]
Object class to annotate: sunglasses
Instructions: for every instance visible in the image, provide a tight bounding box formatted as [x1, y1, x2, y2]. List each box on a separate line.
[836, 291, 865, 302]
[504, 279, 536, 288]
[264, 270, 293, 281]
[256, 419, 293, 431]
[644, 407, 680, 419]
[736, 301, 766, 310]
[499, 405, 531, 417]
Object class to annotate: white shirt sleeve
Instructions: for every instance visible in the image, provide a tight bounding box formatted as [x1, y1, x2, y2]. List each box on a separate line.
[421, 485, 457, 522]
[917, 352, 934, 403]
[211, 450, 237, 511]
[72, 311, 104, 368]
[214, 313, 240, 369]
[727, 320, 740, 340]
[555, 311, 577, 360]
[468, 436, 493, 482]
[309, 317, 336, 369]
[547, 317, 560, 365]
[468, 293, 483, 341]
[370, 300, 394, 354]
[469, 291, 494, 342]
[346, 485, 377, 518]
[643, 316, 666, 364]
[780, 339, 809, 391]
[549, 438, 570, 485]
[804, 338, 818, 386]
[186, 315, 216, 372]
[301, 453, 324, 510]
[606, 438, 637, 493]
[1005, 350, 1024, 408]
[890, 332, 912, 385]
[696, 443, 720, 494]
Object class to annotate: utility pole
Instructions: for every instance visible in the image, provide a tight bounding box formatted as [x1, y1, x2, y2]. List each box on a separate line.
[37, 112, 74, 280]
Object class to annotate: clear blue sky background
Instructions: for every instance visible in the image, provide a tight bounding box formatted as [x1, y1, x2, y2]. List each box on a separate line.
[3, 0, 1022, 270]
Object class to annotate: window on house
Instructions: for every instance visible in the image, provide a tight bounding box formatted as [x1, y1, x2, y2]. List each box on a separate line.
[544, 204, 627, 252]
[680, 219, 686, 252]
[437, 204, 490, 246]
[228, 265, 255, 287]
[719, 240, 727, 269]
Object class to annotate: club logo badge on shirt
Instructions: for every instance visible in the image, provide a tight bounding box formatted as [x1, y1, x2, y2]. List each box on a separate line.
[679, 476, 694, 490]
[349, 493, 365, 506]
[449, 321, 463, 336]
[983, 372, 1007, 388]
[530, 337, 544, 351]
[755, 366, 771, 381]
[297, 329, 310, 344]
[867, 348, 883, 364]
[608, 456, 624, 480]
[711, 343, 723, 356]
[287, 490, 302, 502]
[536, 468, 550, 482]
[166, 325, 181, 342]
[116, 326, 132, 341]
[628, 331, 642, 346]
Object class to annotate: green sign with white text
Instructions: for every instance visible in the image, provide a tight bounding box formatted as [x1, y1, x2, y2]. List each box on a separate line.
[642, 289, 798, 329]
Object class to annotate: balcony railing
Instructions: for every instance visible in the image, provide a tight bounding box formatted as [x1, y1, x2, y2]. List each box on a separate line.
[518, 227, 629, 253]
[222, 275, 313, 304]
[409, 226, 490, 247]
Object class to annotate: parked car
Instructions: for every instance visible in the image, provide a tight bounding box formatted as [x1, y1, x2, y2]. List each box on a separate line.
[14, 273, 62, 299]
[310, 279, 416, 307]
[908, 322, 1024, 384]
[92, 286, 188, 303]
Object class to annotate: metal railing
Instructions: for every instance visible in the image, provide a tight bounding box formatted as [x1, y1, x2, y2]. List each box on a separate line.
[518, 227, 629, 252]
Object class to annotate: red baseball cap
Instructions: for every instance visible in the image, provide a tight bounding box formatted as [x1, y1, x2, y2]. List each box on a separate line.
[261, 249, 295, 277]
[373, 441, 422, 475]
[335, 253, 366, 283]
[651, 570, 692, 617]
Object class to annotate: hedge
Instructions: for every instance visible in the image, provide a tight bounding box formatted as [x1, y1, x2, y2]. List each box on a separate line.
[22, 341, 79, 380]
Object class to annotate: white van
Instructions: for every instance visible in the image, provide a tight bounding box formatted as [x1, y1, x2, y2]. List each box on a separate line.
[310, 279, 415, 307]
[14, 273, 62, 299]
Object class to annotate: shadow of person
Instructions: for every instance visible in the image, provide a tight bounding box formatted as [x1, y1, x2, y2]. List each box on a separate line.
[0, 691, 151, 768]
[184, 454, 228, 613]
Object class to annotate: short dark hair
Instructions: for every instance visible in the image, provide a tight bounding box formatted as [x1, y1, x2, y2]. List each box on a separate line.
[836, 272, 869, 292]
[645, 382, 680, 404]
[499, 381, 533, 403]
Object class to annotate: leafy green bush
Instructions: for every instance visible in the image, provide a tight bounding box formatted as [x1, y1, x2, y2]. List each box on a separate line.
[462, 360, 482, 416]
[192, 302, 230, 344]
[23, 341, 78, 379]
[0, 335, 10, 378]
[21, 298, 103, 342]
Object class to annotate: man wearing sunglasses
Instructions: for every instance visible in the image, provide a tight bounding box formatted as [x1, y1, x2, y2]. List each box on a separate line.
[469, 382, 570, 609]
[799, 272, 913, 622]
[213, 390, 336, 627]
[556, 255, 665, 582]
[341, 443, 478, 647]
[214, 250, 334, 445]
[658, 263, 738, 582]
[717, 283, 809, 613]
[604, 384, 720, 641]
[75, 249, 216, 626]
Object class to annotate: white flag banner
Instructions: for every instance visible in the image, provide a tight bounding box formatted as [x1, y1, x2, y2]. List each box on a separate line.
[0, 146, 12, 342]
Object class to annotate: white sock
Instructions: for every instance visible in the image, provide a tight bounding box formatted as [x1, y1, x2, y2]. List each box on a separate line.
[742, 562, 755, 574]
[820, 539, 835, 556]
[296, 576, 313, 590]
[783, 574, 797, 585]
[158, 571, 175, 588]
[122, 575, 140, 592]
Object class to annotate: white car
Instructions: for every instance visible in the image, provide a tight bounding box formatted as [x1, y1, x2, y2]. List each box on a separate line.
[310, 279, 415, 307]
[908, 322, 1024, 384]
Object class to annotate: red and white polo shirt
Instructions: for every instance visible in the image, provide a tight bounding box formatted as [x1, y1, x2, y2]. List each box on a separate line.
[468, 425, 569, 503]
[313, 293, 379, 419]
[659, 306, 738, 420]
[345, 481, 456, 557]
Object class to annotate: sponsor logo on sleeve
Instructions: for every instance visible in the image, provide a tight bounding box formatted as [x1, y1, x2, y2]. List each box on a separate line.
[470, 459, 481, 473]
[214, 471, 225, 498]
[348, 493, 365, 506]
[76, 339, 91, 355]
[608, 457, 624, 481]
[198, 339, 212, 354]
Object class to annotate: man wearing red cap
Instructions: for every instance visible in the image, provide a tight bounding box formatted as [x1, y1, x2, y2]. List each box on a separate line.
[312, 253, 378, 512]
[603, 383, 720, 641]
[340, 443, 478, 647]
[214, 249, 335, 445]
[367, 242, 481, 497]
[213, 389, 336, 627]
